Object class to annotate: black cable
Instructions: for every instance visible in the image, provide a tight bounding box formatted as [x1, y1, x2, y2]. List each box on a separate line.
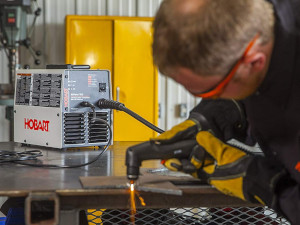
[97, 98, 165, 134]
[80, 101, 96, 119]
[0, 150, 42, 163]
[122, 107, 164, 134]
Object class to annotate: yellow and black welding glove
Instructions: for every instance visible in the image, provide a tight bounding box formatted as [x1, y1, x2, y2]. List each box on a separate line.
[164, 131, 291, 208]
[196, 131, 292, 207]
[151, 117, 202, 145]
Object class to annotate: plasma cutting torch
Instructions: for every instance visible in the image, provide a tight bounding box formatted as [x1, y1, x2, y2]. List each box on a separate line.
[126, 139, 201, 181]
[125, 111, 212, 182]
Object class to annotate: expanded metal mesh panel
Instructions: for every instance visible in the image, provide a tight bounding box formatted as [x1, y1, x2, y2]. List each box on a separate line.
[87, 207, 290, 225]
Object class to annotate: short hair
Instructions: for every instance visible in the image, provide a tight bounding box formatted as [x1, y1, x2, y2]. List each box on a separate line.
[152, 0, 275, 76]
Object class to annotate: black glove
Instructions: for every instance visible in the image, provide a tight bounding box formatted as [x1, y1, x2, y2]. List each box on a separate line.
[191, 99, 248, 142]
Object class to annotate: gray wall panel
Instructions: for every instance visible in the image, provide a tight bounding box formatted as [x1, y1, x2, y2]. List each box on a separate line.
[116, 0, 136, 16]
[44, 0, 75, 65]
[137, 0, 161, 17]
[76, 0, 107, 15]
[107, 0, 121, 16]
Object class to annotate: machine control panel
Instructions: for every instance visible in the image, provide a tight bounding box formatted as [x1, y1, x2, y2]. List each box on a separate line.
[5, 9, 16, 26]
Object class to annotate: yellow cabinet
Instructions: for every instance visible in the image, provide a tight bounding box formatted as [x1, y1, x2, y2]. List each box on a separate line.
[66, 16, 158, 141]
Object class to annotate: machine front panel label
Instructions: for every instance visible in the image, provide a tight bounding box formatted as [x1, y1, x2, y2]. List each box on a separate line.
[15, 73, 62, 108]
[15, 73, 32, 105]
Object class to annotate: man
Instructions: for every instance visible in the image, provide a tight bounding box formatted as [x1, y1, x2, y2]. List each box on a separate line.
[152, 0, 300, 224]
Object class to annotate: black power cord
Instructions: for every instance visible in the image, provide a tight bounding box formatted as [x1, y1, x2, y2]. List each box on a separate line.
[97, 98, 165, 134]
[0, 150, 42, 163]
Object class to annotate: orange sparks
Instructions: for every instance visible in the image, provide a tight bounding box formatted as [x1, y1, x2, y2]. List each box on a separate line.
[135, 191, 146, 206]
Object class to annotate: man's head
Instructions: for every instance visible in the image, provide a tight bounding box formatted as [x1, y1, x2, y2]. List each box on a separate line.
[153, 0, 275, 99]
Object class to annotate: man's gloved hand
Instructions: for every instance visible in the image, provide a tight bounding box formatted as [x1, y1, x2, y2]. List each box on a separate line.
[154, 99, 248, 175]
[151, 117, 202, 145]
[163, 131, 289, 207]
[191, 99, 248, 142]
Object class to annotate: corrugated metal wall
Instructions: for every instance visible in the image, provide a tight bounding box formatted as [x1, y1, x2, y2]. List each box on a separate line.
[0, 0, 200, 141]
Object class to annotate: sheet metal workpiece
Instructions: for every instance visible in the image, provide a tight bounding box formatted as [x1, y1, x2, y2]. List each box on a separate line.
[80, 174, 191, 196]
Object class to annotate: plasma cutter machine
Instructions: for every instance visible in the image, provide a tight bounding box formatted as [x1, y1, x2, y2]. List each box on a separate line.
[14, 65, 113, 149]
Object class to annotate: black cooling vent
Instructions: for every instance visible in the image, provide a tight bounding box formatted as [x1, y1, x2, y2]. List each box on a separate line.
[88, 112, 109, 143]
[64, 113, 85, 145]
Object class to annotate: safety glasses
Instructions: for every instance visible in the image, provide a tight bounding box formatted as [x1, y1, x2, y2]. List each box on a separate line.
[191, 34, 260, 99]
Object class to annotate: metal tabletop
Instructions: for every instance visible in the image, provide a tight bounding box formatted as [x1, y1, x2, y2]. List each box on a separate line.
[0, 142, 257, 209]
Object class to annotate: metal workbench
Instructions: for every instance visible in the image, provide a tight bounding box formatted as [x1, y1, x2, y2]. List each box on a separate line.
[0, 142, 288, 225]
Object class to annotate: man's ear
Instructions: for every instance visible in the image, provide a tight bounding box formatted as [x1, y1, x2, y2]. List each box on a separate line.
[243, 52, 266, 73]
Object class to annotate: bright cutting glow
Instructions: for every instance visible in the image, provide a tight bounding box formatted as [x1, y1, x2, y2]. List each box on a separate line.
[130, 183, 135, 192]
